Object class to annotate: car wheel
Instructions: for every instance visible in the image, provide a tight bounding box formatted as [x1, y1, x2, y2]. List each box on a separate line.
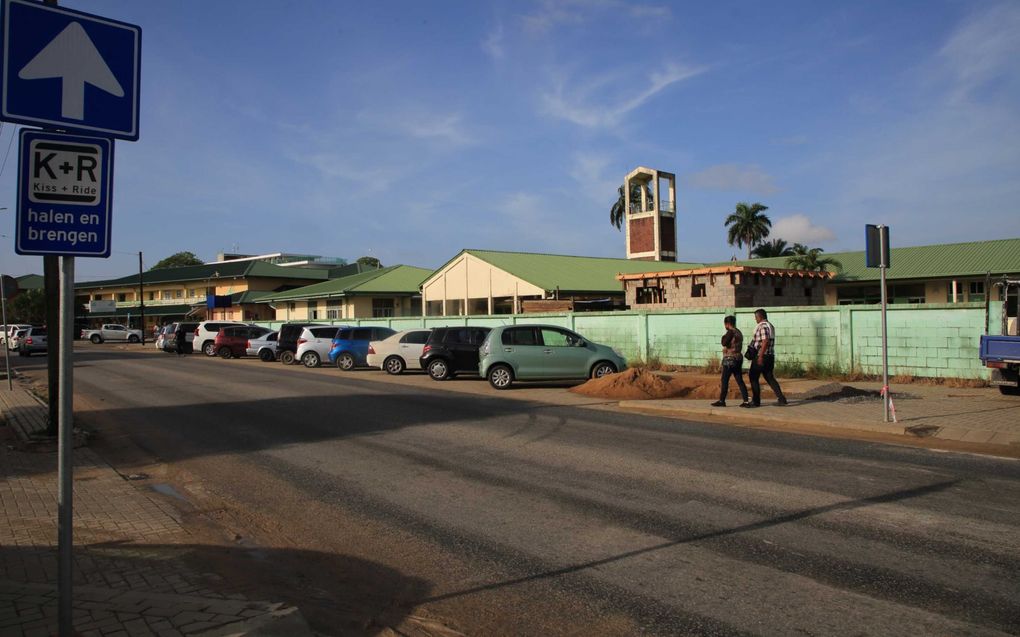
[259, 349, 275, 362]
[302, 351, 321, 368]
[128, 334, 139, 343]
[89, 334, 102, 344]
[218, 346, 232, 359]
[18, 349, 28, 357]
[591, 361, 618, 379]
[335, 352, 355, 371]
[383, 356, 405, 375]
[1000, 385, 1020, 396]
[279, 350, 296, 365]
[202, 341, 216, 356]
[488, 364, 514, 390]
[427, 358, 451, 381]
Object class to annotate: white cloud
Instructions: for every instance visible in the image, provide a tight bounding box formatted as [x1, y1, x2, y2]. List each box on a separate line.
[939, 3, 1020, 101]
[396, 112, 476, 146]
[683, 164, 779, 195]
[522, 0, 670, 33]
[482, 23, 505, 60]
[541, 62, 705, 128]
[771, 214, 836, 244]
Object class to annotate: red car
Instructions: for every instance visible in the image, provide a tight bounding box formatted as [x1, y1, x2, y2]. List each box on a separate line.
[213, 325, 271, 358]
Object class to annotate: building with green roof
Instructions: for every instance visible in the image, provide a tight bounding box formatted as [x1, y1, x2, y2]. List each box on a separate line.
[420, 249, 702, 315]
[258, 265, 433, 320]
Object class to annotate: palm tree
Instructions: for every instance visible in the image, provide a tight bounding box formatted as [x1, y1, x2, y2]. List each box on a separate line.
[785, 246, 842, 272]
[610, 182, 654, 230]
[751, 238, 793, 259]
[724, 202, 771, 259]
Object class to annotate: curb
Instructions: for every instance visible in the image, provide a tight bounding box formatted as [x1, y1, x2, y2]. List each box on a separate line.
[617, 400, 1020, 448]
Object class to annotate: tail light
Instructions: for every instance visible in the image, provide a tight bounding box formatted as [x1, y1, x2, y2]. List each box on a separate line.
[297, 338, 307, 345]
[194, 328, 200, 336]
[986, 361, 1007, 369]
[25, 338, 33, 345]
[422, 344, 431, 355]
[368, 345, 375, 355]
[246, 340, 252, 349]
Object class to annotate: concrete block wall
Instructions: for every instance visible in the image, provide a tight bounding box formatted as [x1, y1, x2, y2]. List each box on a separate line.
[254, 301, 998, 379]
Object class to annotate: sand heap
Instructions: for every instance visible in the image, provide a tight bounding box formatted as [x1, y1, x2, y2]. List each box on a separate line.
[570, 368, 693, 400]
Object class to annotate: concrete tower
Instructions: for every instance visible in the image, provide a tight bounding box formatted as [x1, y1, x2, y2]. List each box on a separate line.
[624, 166, 677, 261]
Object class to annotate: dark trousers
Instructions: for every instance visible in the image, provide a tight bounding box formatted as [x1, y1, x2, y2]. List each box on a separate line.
[720, 359, 748, 403]
[749, 354, 785, 405]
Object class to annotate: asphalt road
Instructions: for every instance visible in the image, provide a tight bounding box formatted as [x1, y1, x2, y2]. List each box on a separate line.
[27, 346, 1020, 636]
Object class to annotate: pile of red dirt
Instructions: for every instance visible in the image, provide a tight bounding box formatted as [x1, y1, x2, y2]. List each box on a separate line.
[570, 368, 780, 401]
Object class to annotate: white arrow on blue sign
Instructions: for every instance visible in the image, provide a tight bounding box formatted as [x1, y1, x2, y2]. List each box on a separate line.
[16, 129, 114, 258]
[0, 0, 140, 140]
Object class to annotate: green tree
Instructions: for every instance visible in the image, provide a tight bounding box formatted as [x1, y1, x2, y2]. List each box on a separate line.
[785, 246, 842, 272]
[151, 251, 203, 270]
[356, 256, 383, 269]
[610, 182, 654, 230]
[751, 238, 793, 258]
[8, 289, 46, 324]
[725, 202, 772, 259]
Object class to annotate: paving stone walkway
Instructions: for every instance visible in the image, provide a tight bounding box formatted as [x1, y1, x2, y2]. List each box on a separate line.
[0, 387, 310, 636]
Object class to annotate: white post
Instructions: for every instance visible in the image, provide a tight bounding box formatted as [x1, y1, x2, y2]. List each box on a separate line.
[879, 229, 890, 423]
[952, 279, 958, 303]
[58, 256, 75, 636]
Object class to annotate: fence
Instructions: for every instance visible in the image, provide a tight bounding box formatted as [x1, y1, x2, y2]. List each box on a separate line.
[254, 301, 1001, 379]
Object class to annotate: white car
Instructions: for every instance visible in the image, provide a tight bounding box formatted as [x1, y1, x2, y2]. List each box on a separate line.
[8, 328, 29, 352]
[295, 325, 343, 368]
[246, 330, 279, 362]
[2, 324, 31, 347]
[366, 329, 431, 375]
[193, 321, 249, 357]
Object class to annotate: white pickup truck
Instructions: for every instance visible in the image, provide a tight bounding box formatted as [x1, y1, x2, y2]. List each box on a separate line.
[82, 324, 143, 344]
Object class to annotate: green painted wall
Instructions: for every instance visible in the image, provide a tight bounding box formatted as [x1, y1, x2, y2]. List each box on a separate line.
[255, 301, 1000, 379]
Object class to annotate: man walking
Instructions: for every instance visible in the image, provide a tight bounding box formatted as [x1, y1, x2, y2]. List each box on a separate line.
[711, 315, 749, 407]
[748, 308, 787, 407]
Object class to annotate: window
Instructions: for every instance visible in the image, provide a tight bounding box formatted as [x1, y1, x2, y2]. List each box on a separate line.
[540, 328, 576, 347]
[804, 287, 812, 298]
[148, 292, 155, 301]
[176, 289, 184, 298]
[401, 330, 430, 344]
[311, 327, 339, 338]
[309, 309, 319, 319]
[337, 329, 352, 339]
[372, 298, 395, 318]
[692, 283, 707, 298]
[502, 327, 539, 346]
[116, 293, 127, 302]
[161, 290, 173, 300]
[326, 300, 341, 320]
[288, 302, 296, 311]
[774, 287, 783, 297]
[969, 281, 985, 303]
[636, 286, 664, 304]
[352, 328, 372, 340]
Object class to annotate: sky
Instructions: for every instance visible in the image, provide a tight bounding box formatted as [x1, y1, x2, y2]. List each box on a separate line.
[1, 0, 1018, 281]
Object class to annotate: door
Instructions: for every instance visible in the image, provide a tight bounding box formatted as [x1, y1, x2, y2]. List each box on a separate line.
[398, 330, 429, 369]
[539, 327, 590, 378]
[498, 326, 547, 379]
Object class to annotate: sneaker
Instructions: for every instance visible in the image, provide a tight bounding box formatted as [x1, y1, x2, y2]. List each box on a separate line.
[740, 402, 756, 408]
[776, 397, 788, 406]
[710, 400, 726, 407]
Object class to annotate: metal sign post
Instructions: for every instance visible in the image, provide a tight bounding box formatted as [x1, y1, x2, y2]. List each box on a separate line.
[57, 256, 74, 636]
[866, 224, 892, 422]
[0, 275, 14, 390]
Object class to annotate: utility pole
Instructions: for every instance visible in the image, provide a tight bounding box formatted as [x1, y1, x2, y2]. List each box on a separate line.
[138, 251, 145, 344]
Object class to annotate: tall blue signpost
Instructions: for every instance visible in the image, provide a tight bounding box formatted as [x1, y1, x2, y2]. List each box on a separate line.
[1, 1, 140, 633]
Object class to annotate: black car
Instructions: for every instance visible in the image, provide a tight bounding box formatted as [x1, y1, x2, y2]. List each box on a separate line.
[419, 326, 491, 381]
[276, 322, 329, 365]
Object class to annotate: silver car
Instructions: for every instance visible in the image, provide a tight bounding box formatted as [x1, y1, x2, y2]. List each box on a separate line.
[246, 330, 279, 362]
[18, 326, 48, 357]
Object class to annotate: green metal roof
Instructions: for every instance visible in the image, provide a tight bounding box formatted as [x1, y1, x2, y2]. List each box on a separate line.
[460, 249, 704, 293]
[720, 238, 1020, 282]
[257, 265, 432, 302]
[15, 274, 44, 290]
[76, 260, 331, 290]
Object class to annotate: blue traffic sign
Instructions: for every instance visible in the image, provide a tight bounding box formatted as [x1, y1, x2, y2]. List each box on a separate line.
[0, 0, 140, 140]
[16, 129, 113, 257]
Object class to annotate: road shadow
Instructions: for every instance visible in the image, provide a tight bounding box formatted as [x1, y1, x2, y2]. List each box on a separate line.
[0, 541, 432, 636]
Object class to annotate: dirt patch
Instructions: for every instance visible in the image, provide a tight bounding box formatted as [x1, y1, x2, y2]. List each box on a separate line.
[570, 368, 767, 401]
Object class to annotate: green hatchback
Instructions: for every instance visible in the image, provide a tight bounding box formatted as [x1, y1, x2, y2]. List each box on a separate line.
[478, 324, 626, 389]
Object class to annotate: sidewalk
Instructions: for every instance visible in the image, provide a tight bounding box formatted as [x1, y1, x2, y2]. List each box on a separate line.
[620, 380, 1020, 450]
[0, 387, 312, 636]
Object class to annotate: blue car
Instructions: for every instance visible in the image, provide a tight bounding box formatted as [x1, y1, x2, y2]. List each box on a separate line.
[329, 326, 397, 371]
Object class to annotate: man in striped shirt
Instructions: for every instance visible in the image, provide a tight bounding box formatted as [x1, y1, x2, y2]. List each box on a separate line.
[747, 308, 788, 407]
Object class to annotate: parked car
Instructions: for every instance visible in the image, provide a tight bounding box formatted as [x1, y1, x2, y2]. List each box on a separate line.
[329, 326, 397, 371]
[276, 323, 330, 365]
[8, 328, 29, 352]
[214, 325, 272, 358]
[163, 321, 200, 353]
[246, 330, 279, 362]
[364, 329, 432, 374]
[295, 325, 346, 368]
[81, 324, 143, 344]
[1, 324, 31, 347]
[194, 321, 249, 356]
[478, 324, 625, 389]
[156, 325, 172, 351]
[18, 326, 47, 357]
[419, 326, 491, 381]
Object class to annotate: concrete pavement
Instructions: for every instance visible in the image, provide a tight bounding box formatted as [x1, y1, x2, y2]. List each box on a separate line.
[0, 385, 312, 637]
